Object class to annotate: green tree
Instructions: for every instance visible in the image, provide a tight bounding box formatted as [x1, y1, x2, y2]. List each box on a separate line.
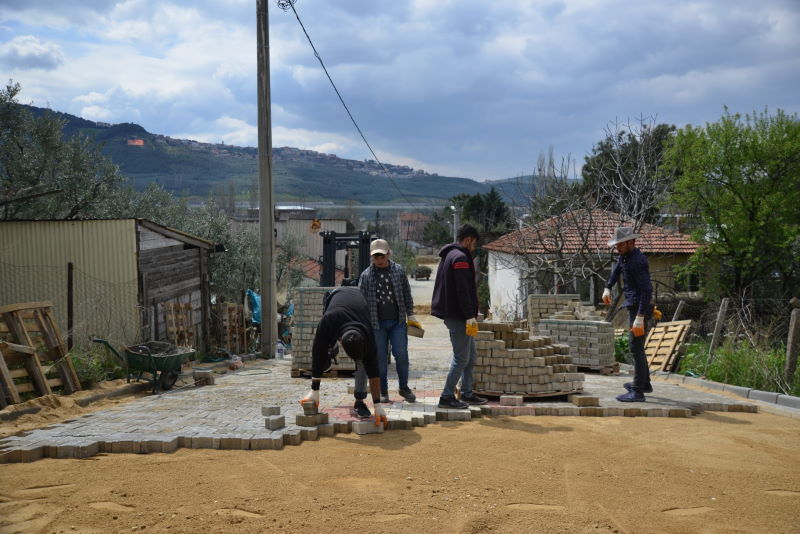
[666, 108, 800, 298]
[1, 81, 122, 220]
[422, 209, 453, 246]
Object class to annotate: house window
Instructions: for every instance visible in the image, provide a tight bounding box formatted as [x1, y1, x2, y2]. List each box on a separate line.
[674, 272, 700, 292]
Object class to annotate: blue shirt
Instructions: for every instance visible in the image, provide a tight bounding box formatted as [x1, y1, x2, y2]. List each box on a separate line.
[606, 247, 653, 316]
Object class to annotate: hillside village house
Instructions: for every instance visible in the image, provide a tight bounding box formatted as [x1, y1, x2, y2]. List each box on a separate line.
[483, 210, 699, 321]
[0, 219, 222, 350]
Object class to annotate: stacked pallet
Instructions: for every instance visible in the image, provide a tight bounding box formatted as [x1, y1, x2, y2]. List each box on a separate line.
[526, 294, 581, 334]
[473, 321, 584, 397]
[536, 302, 615, 369]
[290, 287, 356, 377]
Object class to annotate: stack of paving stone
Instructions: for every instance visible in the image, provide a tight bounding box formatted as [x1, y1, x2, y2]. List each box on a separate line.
[526, 294, 581, 334]
[536, 301, 615, 369]
[473, 321, 584, 396]
[290, 286, 356, 376]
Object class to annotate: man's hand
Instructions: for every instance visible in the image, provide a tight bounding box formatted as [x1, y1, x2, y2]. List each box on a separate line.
[631, 315, 645, 337]
[407, 314, 422, 329]
[602, 288, 612, 306]
[300, 389, 320, 408]
[466, 317, 478, 337]
[373, 404, 388, 426]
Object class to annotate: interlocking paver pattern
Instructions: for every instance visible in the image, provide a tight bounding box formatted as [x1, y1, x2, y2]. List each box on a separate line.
[0, 316, 763, 462]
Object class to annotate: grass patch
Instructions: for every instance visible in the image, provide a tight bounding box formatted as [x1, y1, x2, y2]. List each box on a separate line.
[678, 338, 799, 397]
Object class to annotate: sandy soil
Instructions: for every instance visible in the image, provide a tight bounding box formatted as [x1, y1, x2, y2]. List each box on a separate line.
[2, 410, 799, 534]
[0, 381, 148, 440]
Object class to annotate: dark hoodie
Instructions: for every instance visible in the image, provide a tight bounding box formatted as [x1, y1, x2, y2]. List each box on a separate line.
[431, 243, 478, 321]
[311, 287, 378, 379]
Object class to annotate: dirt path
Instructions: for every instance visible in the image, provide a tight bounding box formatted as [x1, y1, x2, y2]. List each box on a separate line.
[2, 410, 799, 534]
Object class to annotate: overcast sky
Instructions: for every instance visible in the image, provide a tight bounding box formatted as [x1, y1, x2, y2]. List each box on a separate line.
[2, 0, 798, 181]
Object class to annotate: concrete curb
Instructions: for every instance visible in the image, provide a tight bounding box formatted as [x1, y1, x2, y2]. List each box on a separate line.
[657, 372, 800, 418]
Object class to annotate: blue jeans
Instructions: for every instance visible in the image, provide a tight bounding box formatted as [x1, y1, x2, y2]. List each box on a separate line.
[628, 307, 652, 392]
[441, 318, 476, 399]
[374, 319, 410, 393]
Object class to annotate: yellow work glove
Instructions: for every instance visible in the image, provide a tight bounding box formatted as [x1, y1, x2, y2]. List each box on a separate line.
[466, 317, 479, 337]
[406, 314, 422, 329]
[652, 306, 662, 321]
[300, 389, 319, 408]
[373, 404, 388, 427]
[602, 287, 612, 306]
[631, 315, 645, 337]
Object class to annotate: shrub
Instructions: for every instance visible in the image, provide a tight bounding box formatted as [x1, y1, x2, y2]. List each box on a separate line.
[70, 346, 126, 389]
[614, 335, 631, 364]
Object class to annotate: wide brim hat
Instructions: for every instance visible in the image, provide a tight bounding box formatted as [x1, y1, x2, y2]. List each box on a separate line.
[607, 226, 641, 247]
[370, 238, 390, 255]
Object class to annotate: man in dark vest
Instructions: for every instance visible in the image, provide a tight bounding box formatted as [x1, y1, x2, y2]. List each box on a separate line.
[431, 224, 488, 409]
[301, 287, 387, 424]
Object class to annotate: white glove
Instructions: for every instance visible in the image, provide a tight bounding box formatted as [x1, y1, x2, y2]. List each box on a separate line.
[301, 389, 320, 407]
[373, 404, 388, 426]
[631, 315, 645, 337]
[602, 288, 612, 306]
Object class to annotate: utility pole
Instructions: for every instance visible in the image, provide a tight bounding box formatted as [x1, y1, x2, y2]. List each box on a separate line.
[257, 0, 277, 359]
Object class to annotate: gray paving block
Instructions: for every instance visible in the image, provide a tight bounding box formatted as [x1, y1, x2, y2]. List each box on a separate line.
[317, 423, 336, 437]
[300, 427, 319, 441]
[352, 421, 385, 435]
[386, 419, 412, 430]
[776, 395, 800, 410]
[723, 384, 751, 398]
[301, 400, 319, 416]
[333, 421, 351, 433]
[261, 405, 281, 416]
[500, 395, 523, 406]
[111, 440, 140, 454]
[748, 390, 779, 403]
[219, 436, 246, 450]
[284, 430, 302, 446]
[265, 415, 286, 430]
[191, 436, 218, 449]
[468, 406, 482, 418]
[295, 413, 329, 427]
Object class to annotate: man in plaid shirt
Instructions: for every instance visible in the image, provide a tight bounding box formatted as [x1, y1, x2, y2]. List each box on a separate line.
[358, 238, 421, 403]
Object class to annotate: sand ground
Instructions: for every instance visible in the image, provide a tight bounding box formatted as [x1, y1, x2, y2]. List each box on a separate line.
[2, 408, 799, 534]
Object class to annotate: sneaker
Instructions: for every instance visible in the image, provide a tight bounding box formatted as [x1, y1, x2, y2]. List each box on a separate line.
[380, 392, 391, 404]
[616, 391, 646, 402]
[350, 401, 371, 418]
[461, 393, 488, 405]
[438, 396, 469, 409]
[624, 382, 653, 394]
[398, 387, 417, 403]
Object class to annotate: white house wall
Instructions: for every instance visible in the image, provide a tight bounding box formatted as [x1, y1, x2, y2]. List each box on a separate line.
[488, 251, 527, 321]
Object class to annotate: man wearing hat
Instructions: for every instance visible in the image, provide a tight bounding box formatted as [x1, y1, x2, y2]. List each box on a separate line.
[358, 238, 420, 403]
[603, 226, 653, 402]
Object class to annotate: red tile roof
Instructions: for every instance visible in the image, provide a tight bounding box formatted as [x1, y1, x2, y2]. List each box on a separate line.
[483, 210, 699, 255]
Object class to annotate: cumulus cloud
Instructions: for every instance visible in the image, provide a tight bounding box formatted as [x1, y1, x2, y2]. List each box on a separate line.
[0, 35, 64, 70]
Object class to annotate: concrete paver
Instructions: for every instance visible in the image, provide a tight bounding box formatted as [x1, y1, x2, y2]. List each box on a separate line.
[0, 315, 777, 463]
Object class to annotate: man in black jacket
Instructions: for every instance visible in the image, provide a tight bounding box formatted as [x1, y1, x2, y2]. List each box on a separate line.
[431, 224, 488, 409]
[301, 287, 387, 423]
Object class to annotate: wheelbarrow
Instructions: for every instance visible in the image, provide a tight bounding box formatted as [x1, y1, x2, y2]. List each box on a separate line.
[92, 338, 194, 394]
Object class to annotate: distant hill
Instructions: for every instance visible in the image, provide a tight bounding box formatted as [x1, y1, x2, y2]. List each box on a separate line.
[24, 105, 493, 204]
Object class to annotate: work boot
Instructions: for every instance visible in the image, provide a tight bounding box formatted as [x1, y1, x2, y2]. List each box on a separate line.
[461, 393, 488, 405]
[616, 391, 646, 402]
[350, 400, 371, 418]
[624, 382, 653, 394]
[399, 387, 417, 403]
[438, 396, 469, 409]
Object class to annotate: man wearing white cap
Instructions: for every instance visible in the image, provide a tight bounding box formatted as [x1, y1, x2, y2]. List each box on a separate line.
[358, 238, 421, 403]
[603, 226, 653, 402]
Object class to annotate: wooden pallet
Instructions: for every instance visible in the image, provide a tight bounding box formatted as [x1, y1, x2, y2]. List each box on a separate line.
[0, 302, 81, 406]
[577, 362, 620, 375]
[474, 389, 582, 399]
[645, 320, 693, 372]
[216, 303, 246, 354]
[163, 302, 194, 348]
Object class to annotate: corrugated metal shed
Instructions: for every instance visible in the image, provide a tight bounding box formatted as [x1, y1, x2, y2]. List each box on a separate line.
[0, 220, 140, 346]
[276, 218, 347, 266]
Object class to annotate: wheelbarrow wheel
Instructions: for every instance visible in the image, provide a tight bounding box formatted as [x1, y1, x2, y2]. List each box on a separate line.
[159, 369, 180, 391]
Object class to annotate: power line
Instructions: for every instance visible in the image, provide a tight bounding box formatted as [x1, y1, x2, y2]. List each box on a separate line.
[277, 0, 424, 214]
